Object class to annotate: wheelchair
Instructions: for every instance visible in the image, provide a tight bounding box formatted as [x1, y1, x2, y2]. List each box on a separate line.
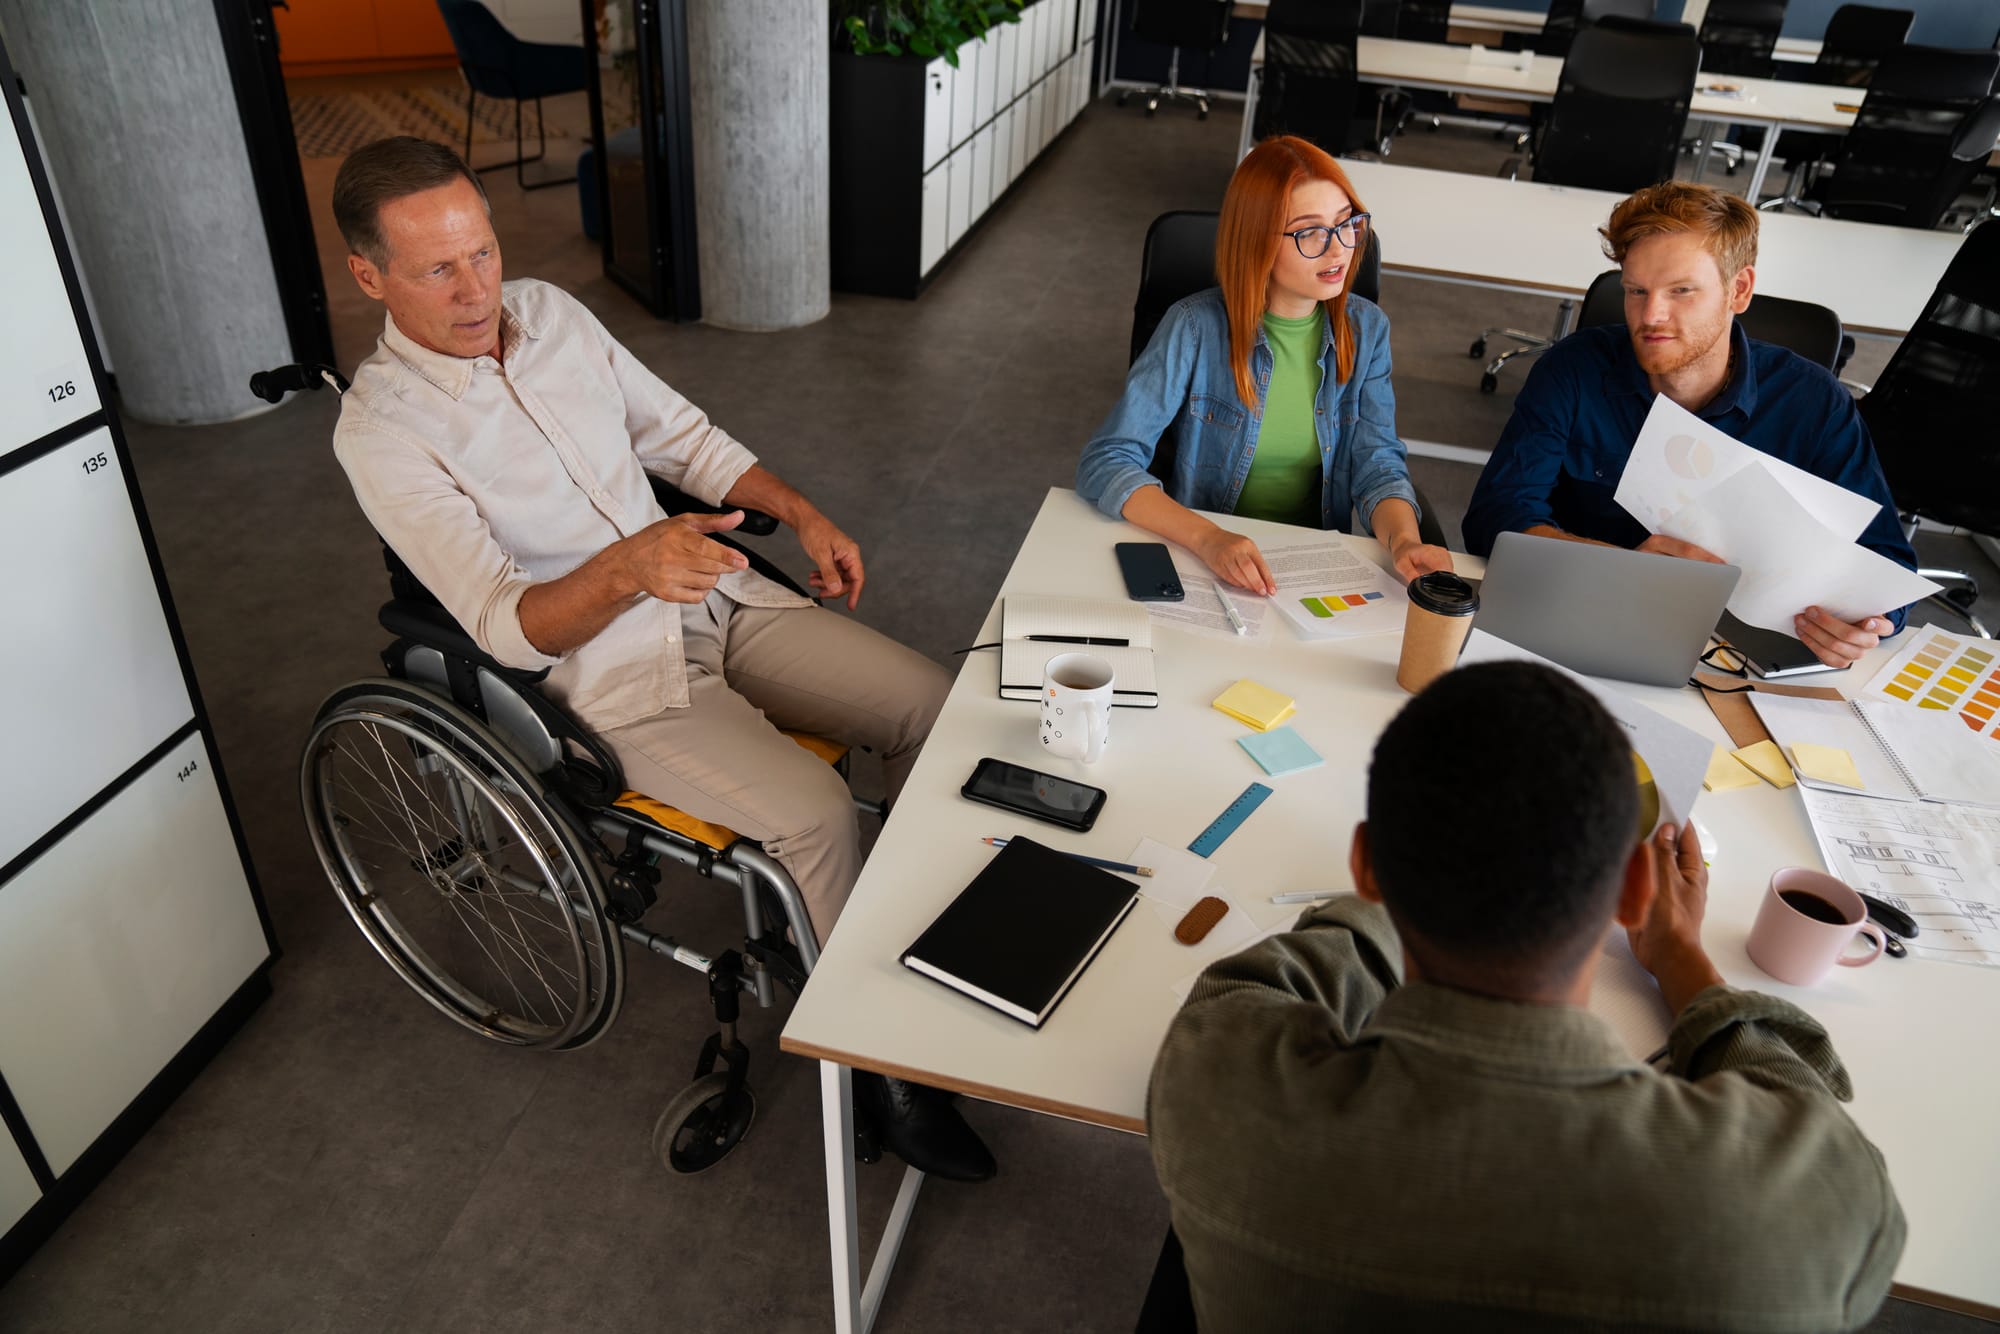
[252, 362, 876, 1173]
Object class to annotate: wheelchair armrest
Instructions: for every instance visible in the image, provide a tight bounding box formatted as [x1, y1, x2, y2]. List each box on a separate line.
[648, 476, 779, 536]
[377, 598, 551, 685]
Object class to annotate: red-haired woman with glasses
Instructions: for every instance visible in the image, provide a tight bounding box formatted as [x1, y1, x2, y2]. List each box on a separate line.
[1077, 136, 1451, 594]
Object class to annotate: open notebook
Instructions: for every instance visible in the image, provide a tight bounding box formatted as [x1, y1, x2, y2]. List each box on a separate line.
[998, 596, 1159, 708]
[1749, 693, 2000, 807]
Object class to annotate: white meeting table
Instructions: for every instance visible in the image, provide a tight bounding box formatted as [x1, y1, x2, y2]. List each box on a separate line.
[1239, 35, 1861, 203]
[1336, 157, 1964, 339]
[781, 488, 2000, 1332]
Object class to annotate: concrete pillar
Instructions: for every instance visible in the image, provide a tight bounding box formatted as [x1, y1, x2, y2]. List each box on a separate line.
[0, 0, 289, 424]
[686, 0, 830, 331]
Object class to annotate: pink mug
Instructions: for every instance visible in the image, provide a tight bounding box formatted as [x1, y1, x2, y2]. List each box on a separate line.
[1747, 868, 1888, 986]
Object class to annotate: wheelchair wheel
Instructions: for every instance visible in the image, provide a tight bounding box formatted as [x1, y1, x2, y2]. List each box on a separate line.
[652, 1072, 756, 1174]
[302, 680, 625, 1050]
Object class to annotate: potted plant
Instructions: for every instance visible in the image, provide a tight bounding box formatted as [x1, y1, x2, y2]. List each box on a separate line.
[833, 0, 1024, 66]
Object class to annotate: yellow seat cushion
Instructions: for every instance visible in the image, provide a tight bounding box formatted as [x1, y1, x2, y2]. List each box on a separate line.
[611, 730, 850, 852]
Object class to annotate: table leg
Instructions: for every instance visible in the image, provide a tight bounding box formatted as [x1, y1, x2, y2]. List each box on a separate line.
[821, 1061, 928, 1334]
[1237, 68, 1259, 161]
[1745, 123, 1781, 205]
[822, 1061, 863, 1334]
[1690, 119, 1711, 184]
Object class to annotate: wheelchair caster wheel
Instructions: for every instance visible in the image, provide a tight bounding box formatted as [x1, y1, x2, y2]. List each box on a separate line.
[1468, 338, 1486, 359]
[653, 1072, 756, 1174]
[1479, 372, 1499, 394]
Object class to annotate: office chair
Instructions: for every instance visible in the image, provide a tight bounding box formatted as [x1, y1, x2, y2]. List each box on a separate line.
[1123, 0, 1236, 118]
[1128, 210, 1450, 549]
[1687, 0, 1788, 173]
[435, 0, 589, 190]
[1534, 0, 1655, 59]
[1752, 4, 1914, 202]
[1374, 0, 1457, 151]
[1253, 0, 1365, 153]
[1770, 46, 2000, 229]
[1474, 18, 1698, 391]
[1856, 218, 2000, 636]
[1573, 269, 1845, 371]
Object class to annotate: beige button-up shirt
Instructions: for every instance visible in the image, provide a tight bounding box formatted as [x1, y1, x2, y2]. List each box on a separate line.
[333, 278, 810, 732]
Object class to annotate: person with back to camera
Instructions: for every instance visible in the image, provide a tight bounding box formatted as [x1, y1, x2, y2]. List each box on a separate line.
[1148, 660, 1905, 1332]
[1076, 135, 1453, 596]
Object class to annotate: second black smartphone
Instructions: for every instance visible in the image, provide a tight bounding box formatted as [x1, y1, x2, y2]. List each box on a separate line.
[961, 757, 1107, 832]
[1115, 541, 1184, 602]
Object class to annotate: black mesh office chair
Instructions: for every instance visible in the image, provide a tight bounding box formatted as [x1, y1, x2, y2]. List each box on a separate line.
[1127, 210, 1448, 548]
[1784, 46, 2000, 229]
[1123, 0, 1237, 118]
[1687, 0, 1788, 173]
[1253, 0, 1366, 152]
[1857, 219, 2000, 635]
[1754, 4, 1914, 201]
[1534, 0, 1655, 58]
[1473, 18, 1699, 391]
[1573, 269, 1845, 370]
[1374, 0, 1457, 151]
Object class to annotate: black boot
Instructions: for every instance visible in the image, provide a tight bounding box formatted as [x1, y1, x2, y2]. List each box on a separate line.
[853, 1072, 996, 1183]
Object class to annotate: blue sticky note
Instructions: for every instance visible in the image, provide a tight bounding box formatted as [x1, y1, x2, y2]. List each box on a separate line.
[1237, 725, 1323, 777]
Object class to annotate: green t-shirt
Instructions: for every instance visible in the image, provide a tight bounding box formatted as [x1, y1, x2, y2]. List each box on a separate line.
[1235, 307, 1325, 527]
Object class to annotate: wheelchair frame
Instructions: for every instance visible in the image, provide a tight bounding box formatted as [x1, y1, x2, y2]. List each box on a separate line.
[259, 361, 873, 1172]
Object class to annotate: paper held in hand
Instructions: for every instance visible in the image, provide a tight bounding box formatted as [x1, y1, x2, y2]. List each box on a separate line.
[1613, 397, 1937, 636]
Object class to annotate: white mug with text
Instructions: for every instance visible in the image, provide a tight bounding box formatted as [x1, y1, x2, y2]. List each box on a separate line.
[1040, 652, 1113, 764]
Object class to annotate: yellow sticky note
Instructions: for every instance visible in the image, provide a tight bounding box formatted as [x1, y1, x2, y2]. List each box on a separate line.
[1702, 747, 1762, 792]
[1791, 742, 1866, 790]
[1732, 739, 1797, 789]
[1212, 679, 1297, 732]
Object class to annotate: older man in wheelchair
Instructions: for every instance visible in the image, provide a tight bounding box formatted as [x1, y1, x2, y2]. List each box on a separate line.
[273, 135, 991, 1181]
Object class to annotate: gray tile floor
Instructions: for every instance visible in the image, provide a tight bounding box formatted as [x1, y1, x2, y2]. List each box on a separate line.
[2, 94, 1993, 1333]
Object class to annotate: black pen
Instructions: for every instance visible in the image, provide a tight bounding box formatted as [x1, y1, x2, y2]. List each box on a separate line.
[1025, 634, 1130, 646]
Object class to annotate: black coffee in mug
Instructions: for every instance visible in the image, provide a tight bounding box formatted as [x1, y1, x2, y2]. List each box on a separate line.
[1780, 888, 1851, 925]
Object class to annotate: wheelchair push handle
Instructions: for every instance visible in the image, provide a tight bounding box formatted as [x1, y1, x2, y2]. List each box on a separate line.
[249, 363, 349, 404]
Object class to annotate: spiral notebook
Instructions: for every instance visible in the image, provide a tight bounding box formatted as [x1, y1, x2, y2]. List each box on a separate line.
[1748, 694, 2000, 808]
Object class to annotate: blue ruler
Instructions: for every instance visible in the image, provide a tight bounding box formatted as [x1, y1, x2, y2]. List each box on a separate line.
[1189, 782, 1273, 857]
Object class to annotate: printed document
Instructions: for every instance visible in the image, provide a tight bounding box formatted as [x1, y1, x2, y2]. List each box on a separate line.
[1799, 786, 2000, 967]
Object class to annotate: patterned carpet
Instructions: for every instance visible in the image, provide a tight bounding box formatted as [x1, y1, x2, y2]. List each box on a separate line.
[288, 83, 567, 159]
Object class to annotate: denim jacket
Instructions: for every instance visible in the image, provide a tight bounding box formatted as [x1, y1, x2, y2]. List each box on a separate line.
[1076, 287, 1419, 533]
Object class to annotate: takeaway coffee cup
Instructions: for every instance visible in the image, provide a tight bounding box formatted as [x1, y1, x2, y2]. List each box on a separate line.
[1748, 868, 1889, 986]
[1396, 572, 1480, 694]
[1040, 652, 1113, 763]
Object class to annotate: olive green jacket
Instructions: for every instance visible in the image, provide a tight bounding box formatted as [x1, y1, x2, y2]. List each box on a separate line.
[1148, 896, 1905, 1333]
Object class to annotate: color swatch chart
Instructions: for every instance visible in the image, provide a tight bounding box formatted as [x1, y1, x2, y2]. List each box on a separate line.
[1299, 591, 1386, 618]
[1866, 629, 2000, 740]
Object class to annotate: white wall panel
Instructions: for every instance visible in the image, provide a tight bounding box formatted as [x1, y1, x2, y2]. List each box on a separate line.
[0, 96, 98, 459]
[0, 428, 191, 870]
[0, 733, 266, 1176]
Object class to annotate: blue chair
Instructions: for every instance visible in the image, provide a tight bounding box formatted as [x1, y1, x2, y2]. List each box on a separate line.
[434, 0, 589, 190]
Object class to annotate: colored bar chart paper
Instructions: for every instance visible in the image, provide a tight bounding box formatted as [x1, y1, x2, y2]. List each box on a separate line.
[1865, 629, 2000, 742]
[1298, 591, 1385, 618]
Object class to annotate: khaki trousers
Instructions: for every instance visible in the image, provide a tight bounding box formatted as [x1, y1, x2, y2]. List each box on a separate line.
[600, 593, 950, 944]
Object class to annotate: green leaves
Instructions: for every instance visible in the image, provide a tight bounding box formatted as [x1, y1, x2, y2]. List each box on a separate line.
[832, 0, 1026, 62]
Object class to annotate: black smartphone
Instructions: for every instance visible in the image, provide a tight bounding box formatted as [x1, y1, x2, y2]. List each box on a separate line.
[961, 757, 1107, 832]
[1115, 541, 1185, 602]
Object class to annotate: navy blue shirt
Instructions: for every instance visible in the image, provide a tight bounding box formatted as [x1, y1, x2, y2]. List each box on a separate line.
[1463, 322, 1918, 629]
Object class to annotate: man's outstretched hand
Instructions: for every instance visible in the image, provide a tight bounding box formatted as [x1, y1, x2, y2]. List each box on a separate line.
[797, 510, 866, 610]
[621, 509, 750, 604]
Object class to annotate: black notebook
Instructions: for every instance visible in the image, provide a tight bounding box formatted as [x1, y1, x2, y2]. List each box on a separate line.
[901, 837, 1140, 1029]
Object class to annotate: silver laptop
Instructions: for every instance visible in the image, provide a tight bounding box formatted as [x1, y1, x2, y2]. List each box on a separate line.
[1473, 532, 1742, 688]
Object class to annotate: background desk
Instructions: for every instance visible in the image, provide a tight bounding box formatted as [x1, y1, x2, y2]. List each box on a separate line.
[1336, 158, 1963, 338]
[782, 488, 2000, 1329]
[1239, 35, 1860, 202]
